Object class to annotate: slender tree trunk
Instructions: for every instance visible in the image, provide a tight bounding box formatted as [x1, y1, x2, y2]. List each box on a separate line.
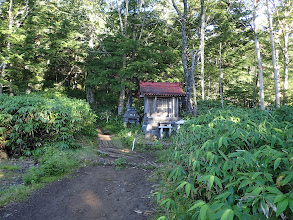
[272, 0, 291, 104]
[219, 43, 224, 109]
[117, 0, 128, 115]
[267, 0, 280, 108]
[172, 0, 193, 113]
[118, 54, 126, 115]
[190, 49, 199, 116]
[253, 58, 259, 108]
[181, 20, 193, 113]
[8, 0, 13, 51]
[254, 0, 265, 110]
[9, 79, 13, 96]
[283, 24, 289, 103]
[192, 79, 197, 116]
[181, 30, 193, 113]
[0, 63, 6, 94]
[208, 77, 210, 98]
[200, 0, 205, 101]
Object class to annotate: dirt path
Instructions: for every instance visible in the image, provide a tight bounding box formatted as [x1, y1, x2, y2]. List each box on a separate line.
[0, 130, 157, 220]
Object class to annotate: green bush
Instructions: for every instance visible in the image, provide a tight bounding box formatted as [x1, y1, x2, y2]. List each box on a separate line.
[0, 92, 96, 156]
[156, 105, 293, 219]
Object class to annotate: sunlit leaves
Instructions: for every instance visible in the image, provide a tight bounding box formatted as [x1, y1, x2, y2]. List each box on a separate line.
[220, 209, 234, 220]
[156, 104, 293, 219]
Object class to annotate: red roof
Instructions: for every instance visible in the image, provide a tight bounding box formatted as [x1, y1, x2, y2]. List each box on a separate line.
[139, 81, 186, 97]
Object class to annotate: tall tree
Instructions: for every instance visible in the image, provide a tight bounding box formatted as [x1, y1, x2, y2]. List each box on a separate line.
[253, 0, 265, 110]
[219, 42, 224, 109]
[199, 0, 205, 101]
[116, 0, 128, 115]
[266, 0, 280, 108]
[171, 0, 199, 115]
[272, 0, 292, 103]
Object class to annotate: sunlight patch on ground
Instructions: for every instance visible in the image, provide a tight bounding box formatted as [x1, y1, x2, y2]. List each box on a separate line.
[97, 129, 112, 141]
[81, 190, 102, 209]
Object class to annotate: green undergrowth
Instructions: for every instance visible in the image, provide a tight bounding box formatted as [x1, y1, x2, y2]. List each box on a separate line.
[96, 108, 170, 151]
[108, 122, 168, 152]
[0, 92, 96, 156]
[114, 157, 127, 170]
[25, 134, 99, 184]
[0, 92, 98, 207]
[155, 104, 293, 220]
[0, 184, 42, 208]
[97, 112, 145, 149]
[0, 134, 99, 207]
[0, 164, 21, 170]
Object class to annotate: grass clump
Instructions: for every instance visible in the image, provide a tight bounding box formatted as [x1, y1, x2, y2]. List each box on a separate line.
[23, 147, 80, 184]
[0, 185, 34, 207]
[0, 164, 21, 171]
[114, 157, 127, 170]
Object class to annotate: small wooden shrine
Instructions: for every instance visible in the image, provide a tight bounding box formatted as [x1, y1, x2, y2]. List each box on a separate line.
[139, 81, 186, 138]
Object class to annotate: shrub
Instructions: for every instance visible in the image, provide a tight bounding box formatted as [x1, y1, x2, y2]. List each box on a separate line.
[0, 92, 96, 156]
[156, 105, 293, 219]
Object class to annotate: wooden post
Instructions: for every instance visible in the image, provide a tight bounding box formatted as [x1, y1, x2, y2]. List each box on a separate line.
[175, 97, 179, 117]
[144, 97, 148, 116]
[172, 97, 175, 118]
[154, 96, 157, 117]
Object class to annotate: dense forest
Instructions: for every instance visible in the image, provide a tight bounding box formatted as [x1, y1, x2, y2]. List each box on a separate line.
[0, 0, 292, 111]
[0, 0, 292, 219]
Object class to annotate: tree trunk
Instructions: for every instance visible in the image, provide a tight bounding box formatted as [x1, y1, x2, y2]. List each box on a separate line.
[253, 60, 259, 108]
[0, 63, 6, 94]
[190, 49, 199, 116]
[86, 85, 95, 105]
[118, 54, 127, 115]
[283, 24, 289, 103]
[9, 79, 13, 96]
[254, 0, 265, 110]
[267, 0, 280, 108]
[172, 0, 193, 114]
[181, 31, 193, 113]
[117, 0, 128, 115]
[219, 43, 224, 110]
[200, 0, 205, 101]
[117, 83, 126, 115]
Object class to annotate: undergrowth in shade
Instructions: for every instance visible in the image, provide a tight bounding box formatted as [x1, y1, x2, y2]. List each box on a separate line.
[0, 92, 96, 156]
[155, 104, 293, 220]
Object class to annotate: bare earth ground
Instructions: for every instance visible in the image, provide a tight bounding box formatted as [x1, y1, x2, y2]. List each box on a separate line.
[0, 130, 158, 220]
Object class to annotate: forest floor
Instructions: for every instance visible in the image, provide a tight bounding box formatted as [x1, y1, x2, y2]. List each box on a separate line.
[0, 129, 159, 220]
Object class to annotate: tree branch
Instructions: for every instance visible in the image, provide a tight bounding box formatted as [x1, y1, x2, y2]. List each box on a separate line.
[171, 0, 182, 19]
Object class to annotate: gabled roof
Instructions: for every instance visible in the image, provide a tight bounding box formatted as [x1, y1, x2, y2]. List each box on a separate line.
[139, 81, 186, 97]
